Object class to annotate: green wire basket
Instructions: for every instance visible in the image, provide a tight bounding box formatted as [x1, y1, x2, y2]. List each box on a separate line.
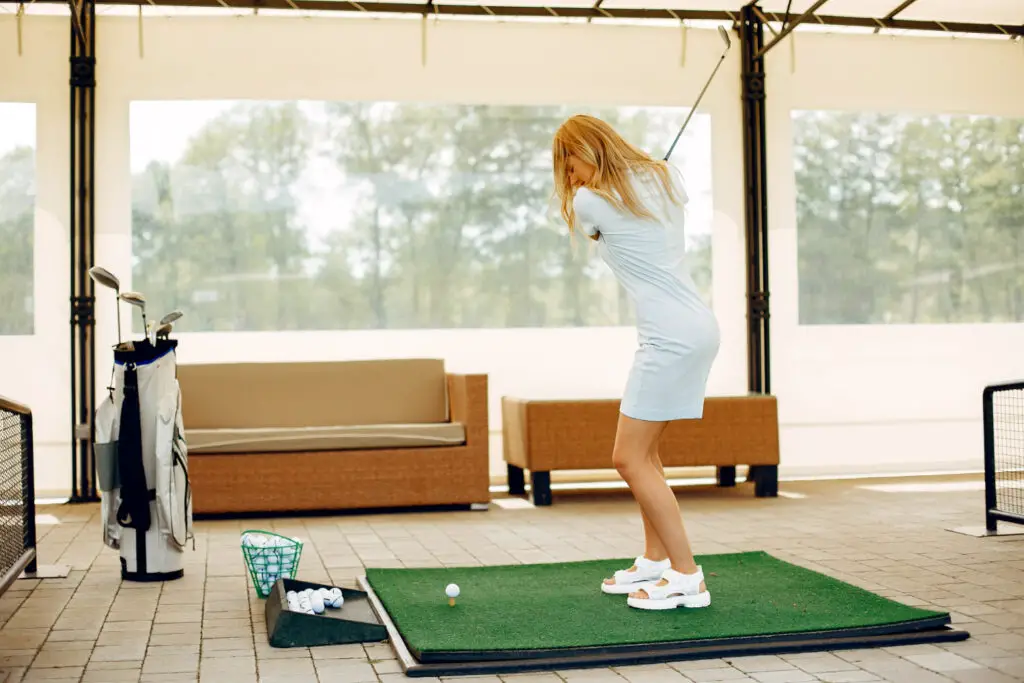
[240, 530, 304, 598]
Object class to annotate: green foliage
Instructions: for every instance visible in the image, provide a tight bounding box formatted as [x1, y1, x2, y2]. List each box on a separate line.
[127, 101, 710, 333]
[12, 104, 1018, 336]
[794, 111, 1024, 324]
[0, 145, 34, 335]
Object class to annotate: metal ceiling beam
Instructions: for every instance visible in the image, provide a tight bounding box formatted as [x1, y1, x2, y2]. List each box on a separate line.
[749, 5, 779, 37]
[25, 0, 1024, 36]
[874, 0, 920, 33]
[68, 0, 86, 49]
[752, 0, 831, 59]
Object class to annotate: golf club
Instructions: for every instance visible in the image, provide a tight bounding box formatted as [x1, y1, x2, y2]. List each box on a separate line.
[159, 310, 183, 327]
[119, 291, 148, 339]
[88, 266, 122, 345]
[155, 322, 174, 340]
[664, 25, 733, 161]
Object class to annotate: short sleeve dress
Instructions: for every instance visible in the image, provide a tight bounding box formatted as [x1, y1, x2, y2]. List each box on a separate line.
[573, 168, 720, 422]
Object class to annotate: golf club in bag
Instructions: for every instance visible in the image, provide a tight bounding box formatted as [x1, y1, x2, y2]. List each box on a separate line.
[93, 278, 193, 581]
[664, 25, 733, 161]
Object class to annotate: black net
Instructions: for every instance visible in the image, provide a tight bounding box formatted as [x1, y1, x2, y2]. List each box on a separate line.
[0, 402, 32, 584]
[991, 385, 1024, 517]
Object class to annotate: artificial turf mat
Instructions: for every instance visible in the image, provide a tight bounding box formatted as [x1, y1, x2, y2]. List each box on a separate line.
[364, 551, 952, 656]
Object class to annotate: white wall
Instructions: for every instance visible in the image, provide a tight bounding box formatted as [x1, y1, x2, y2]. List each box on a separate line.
[0, 12, 1021, 497]
[0, 17, 70, 496]
[764, 31, 1024, 473]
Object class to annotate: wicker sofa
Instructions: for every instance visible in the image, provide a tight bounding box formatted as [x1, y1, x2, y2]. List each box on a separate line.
[502, 395, 779, 505]
[176, 358, 490, 515]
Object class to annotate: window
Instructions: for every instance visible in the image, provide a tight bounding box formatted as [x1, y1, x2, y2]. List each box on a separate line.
[794, 110, 1024, 325]
[131, 100, 712, 332]
[0, 103, 35, 336]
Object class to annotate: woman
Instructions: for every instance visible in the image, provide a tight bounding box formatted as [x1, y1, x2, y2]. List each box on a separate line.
[552, 114, 720, 611]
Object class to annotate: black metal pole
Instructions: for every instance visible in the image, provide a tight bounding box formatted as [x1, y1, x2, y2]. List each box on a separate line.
[739, 5, 770, 394]
[983, 384, 996, 531]
[68, 17, 78, 502]
[22, 409, 37, 574]
[69, 0, 99, 504]
[87, 0, 98, 502]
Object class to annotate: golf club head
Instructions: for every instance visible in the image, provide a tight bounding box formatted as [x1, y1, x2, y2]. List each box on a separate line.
[718, 25, 732, 50]
[119, 291, 147, 309]
[159, 310, 183, 326]
[156, 322, 173, 339]
[88, 266, 120, 291]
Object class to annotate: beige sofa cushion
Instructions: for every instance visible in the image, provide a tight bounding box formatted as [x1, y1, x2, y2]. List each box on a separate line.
[177, 358, 449, 430]
[186, 422, 466, 454]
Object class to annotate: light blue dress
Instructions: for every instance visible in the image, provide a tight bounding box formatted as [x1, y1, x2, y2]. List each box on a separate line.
[573, 168, 720, 422]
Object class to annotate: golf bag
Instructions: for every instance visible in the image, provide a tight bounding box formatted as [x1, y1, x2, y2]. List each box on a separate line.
[95, 337, 194, 581]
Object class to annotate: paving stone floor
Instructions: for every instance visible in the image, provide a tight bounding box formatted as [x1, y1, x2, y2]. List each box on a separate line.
[1, 474, 1023, 683]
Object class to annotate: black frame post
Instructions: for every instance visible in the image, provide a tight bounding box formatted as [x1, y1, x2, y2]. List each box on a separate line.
[22, 408, 37, 573]
[739, 4, 770, 395]
[983, 385, 997, 532]
[69, 0, 99, 503]
[982, 380, 1024, 531]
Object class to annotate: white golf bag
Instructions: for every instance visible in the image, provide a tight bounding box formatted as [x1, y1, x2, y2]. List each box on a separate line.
[94, 337, 194, 581]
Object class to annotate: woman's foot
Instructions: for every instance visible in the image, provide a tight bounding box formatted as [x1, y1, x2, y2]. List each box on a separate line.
[600, 556, 670, 594]
[627, 566, 711, 610]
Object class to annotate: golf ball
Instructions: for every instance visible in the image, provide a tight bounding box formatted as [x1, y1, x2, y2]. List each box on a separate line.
[445, 583, 460, 599]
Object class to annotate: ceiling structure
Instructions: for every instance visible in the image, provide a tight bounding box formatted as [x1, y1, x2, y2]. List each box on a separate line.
[10, 0, 1024, 37]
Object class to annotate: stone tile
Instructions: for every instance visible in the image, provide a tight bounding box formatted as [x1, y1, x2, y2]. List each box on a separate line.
[946, 669, 1023, 683]
[82, 667, 142, 682]
[30, 648, 91, 668]
[141, 653, 199, 674]
[309, 643, 366, 660]
[91, 644, 148, 662]
[813, 673, 883, 683]
[674, 667, 751, 682]
[254, 657, 318, 682]
[728, 656, 798, 674]
[4, 477, 1024, 683]
[905, 652, 985, 673]
[779, 653, 858, 674]
[313, 658, 378, 682]
[749, 673, 816, 683]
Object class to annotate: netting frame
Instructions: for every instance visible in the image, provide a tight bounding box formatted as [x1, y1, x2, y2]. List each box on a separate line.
[983, 380, 1024, 532]
[0, 395, 38, 597]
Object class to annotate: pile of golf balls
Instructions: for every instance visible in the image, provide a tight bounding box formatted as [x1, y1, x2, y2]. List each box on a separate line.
[286, 587, 345, 615]
[241, 532, 300, 596]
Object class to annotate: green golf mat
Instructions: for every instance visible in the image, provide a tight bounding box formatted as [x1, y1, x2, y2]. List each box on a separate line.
[361, 551, 968, 677]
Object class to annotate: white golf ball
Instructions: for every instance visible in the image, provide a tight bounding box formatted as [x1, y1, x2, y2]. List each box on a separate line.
[445, 583, 460, 599]
[310, 592, 325, 614]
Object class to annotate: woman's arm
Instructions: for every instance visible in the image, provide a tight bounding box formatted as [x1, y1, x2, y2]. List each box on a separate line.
[573, 187, 604, 240]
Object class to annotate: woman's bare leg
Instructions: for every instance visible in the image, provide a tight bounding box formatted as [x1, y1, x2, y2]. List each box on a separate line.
[611, 413, 706, 598]
[643, 454, 670, 560]
[603, 501, 668, 587]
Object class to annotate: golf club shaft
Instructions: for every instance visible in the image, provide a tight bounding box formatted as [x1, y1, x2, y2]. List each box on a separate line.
[664, 50, 729, 161]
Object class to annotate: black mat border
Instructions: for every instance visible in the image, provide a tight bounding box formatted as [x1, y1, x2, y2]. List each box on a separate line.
[358, 576, 969, 678]
[417, 615, 954, 663]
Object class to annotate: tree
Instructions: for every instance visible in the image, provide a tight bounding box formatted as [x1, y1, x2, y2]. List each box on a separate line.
[0, 146, 34, 335]
[793, 110, 1024, 325]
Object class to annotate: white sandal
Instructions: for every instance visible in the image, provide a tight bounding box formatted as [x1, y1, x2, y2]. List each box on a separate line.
[626, 566, 711, 610]
[600, 556, 671, 595]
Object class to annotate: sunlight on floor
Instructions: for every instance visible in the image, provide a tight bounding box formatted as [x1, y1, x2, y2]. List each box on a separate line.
[859, 480, 985, 493]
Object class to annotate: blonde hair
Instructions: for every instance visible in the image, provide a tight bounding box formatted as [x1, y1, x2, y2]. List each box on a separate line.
[552, 114, 682, 235]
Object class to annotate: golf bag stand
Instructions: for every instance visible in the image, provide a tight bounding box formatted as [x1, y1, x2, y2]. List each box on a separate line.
[94, 338, 194, 581]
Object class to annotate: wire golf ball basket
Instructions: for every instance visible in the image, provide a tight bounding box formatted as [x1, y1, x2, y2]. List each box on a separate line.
[241, 530, 304, 598]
